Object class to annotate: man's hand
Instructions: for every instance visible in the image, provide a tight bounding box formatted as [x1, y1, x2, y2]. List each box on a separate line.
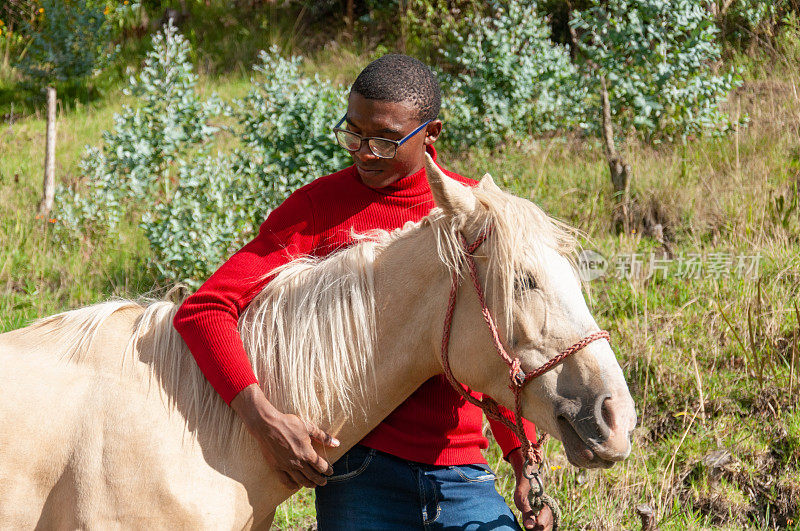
[508, 448, 554, 531]
[231, 383, 339, 490]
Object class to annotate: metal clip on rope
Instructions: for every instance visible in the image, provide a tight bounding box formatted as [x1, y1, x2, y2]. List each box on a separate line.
[524, 461, 561, 530]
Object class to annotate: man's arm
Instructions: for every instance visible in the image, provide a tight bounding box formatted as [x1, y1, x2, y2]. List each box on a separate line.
[486, 408, 537, 461]
[173, 189, 337, 489]
[230, 383, 338, 489]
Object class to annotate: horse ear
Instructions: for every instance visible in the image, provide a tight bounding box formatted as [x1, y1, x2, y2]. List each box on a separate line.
[478, 172, 502, 193]
[424, 153, 477, 215]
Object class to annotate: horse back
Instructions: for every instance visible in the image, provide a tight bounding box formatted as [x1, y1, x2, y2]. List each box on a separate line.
[0, 303, 248, 528]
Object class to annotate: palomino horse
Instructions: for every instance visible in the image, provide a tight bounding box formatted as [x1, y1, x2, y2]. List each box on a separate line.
[0, 156, 636, 529]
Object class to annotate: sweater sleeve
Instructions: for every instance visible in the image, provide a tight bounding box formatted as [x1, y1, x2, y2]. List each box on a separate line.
[173, 189, 317, 405]
[486, 401, 538, 461]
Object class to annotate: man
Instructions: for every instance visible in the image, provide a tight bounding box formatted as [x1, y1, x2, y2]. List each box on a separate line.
[174, 54, 553, 530]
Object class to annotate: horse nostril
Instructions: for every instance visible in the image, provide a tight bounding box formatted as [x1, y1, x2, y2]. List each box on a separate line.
[594, 393, 613, 440]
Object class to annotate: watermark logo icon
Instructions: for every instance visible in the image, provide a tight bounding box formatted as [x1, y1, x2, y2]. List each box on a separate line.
[577, 250, 608, 281]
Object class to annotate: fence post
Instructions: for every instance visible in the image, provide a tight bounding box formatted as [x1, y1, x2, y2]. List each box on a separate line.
[38, 85, 57, 216]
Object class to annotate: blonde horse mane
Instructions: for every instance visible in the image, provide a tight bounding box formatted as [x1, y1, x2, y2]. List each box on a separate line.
[429, 183, 578, 336]
[23, 181, 577, 451]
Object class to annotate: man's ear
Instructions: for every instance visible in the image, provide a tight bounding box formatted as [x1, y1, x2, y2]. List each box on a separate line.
[424, 153, 476, 215]
[423, 120, 442, 145]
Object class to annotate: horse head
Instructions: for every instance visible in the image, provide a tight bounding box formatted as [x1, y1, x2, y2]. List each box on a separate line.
[424, 155, 636, 469]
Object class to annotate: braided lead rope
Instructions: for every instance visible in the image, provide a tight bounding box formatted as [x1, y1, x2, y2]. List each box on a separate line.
[524, 464, 561, 528]
[459, 231, 541, 464]
[440, 269, 519, 433]
[536, 493, 562, 530]
[440, 230, 537, 437]
[459, 233, 517, 369]
[514, 387, 546, 464]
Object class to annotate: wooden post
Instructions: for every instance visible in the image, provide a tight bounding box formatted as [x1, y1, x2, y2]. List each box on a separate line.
[38, 85, 57, 216]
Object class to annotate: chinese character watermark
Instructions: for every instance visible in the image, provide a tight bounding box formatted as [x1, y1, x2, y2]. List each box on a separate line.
[576, 250, 763, 282]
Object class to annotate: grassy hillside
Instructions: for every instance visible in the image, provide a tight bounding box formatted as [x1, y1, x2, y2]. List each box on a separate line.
[1, 10, 798, 529]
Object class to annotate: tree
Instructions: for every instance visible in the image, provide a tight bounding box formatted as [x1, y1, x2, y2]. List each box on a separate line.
[15, 0, 111, 215]
[15, 0, 110, 89]
[569, 0, 740, 230]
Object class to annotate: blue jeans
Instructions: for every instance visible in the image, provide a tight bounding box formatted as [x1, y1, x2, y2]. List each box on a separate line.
[315, 445, 522, 530]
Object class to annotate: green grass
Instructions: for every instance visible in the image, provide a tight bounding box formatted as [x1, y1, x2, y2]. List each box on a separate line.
[1, 12, 800, 529]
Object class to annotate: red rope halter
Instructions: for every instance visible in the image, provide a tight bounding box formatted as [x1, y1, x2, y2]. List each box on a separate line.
[439, 227, 611, 466]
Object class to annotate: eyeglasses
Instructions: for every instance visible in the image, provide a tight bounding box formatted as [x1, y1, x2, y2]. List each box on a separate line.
[332, 114, 432, 159]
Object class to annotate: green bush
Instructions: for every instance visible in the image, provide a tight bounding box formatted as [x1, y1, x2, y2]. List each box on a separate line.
[56, 23, 222, 237]
[435, 0, 741, 147]
[105, 1, 146, 37]
[437, 0, 582, 149]
[145, 47, 349, 285]
[55, 23, 225, 281]
[56, 29, 348, 286]
[232, 47, 350, 207]
[714, 0, 798, 50]
[399, 0, 489, 62]
[142, 154, 251, 283]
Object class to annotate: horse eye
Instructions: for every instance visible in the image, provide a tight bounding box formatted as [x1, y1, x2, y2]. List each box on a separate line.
[515, 273, 537, 292]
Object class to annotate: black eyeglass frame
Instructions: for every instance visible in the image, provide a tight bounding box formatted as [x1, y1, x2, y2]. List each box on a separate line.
[332, 113, 433, 159]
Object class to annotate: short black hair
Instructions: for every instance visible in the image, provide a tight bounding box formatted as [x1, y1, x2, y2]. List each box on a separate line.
[351, 54, 441, 123]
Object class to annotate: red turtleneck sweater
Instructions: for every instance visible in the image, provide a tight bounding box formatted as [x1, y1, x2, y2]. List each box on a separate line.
[173, 146, 536, 465]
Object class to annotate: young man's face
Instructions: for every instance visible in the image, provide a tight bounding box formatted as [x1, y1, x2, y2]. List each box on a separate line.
[344, 91, 442, 189]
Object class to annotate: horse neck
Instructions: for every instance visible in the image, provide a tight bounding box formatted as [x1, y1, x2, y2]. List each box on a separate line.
[322, 226, 448, 444]
[226, 226, 452, 518]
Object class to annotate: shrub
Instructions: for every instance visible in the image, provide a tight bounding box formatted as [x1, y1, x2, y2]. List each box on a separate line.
[56, 31, 349, 286]
[140, 48, 349, 285]
[55, 23, 224, 271]
[231, 47, 350, 211]
[105, 1, 146, 37]
[437, 0, 582, 149]
[398, 0, 489, 62]
[0, 11, 27, 77]
[60, 22, 221, 228]
[714, 0, 798, 50]
[142, 155, 251, 284]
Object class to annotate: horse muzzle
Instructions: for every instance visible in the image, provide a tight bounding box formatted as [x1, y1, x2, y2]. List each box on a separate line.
[555, 390, 637, 469]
